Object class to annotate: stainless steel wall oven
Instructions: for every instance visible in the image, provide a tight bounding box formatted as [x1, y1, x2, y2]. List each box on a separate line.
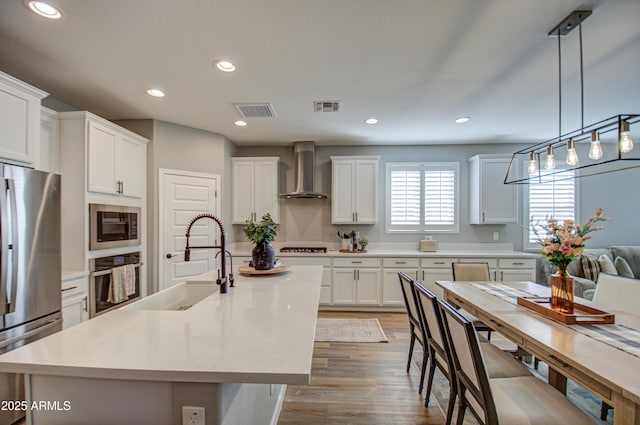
[89, 203, 141, 250]
[89, 252, 141, 317]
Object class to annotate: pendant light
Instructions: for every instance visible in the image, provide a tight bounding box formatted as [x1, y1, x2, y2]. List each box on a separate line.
[588, 131, 603, 160]
[527, 152, 538, 175]
[566, 139, 579, 165]
[544, 146, 556, 170]
[504, 10, 640, 185]
[620, 121, 634, 153]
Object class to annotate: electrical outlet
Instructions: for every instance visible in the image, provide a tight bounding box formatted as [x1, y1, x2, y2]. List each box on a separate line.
[182, 406, 205, 425]
[423, 235, 433, 240]
[492, 231, 499, 241]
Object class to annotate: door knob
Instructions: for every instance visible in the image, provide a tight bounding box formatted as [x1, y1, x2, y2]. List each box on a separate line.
[166, 253, 173, 259]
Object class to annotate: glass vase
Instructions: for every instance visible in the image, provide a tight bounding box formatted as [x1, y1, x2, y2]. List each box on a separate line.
[551, 266, 574, 314]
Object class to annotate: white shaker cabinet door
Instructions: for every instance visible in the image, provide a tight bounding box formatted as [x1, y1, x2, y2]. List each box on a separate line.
[354, 159, 378, 224]
[0, 72, 47, 165]
[87, 121, 119, 195]
[331, 160, 356, 223]
[117, 134, 145, 198]
[332, 268, 357, 304]
[356, 269, 381, 305]
[253, 159, 279, 222]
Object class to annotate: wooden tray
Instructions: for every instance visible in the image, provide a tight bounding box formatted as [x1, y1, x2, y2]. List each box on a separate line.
[339, 249, 367, 253]
[238, 265, 290, 275]
[517, 296, 615, 325]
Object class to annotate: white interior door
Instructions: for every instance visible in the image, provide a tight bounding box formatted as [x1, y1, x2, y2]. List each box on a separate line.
[159, 169, 220, 290]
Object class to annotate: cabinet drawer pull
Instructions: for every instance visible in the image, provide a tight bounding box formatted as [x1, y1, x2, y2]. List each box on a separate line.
[511, 262, 525, 265]
[351, 261, 362, 264]
[395, 261, 407, 265]
[61, 286, 78, 292]
[434, 261, 445, 265]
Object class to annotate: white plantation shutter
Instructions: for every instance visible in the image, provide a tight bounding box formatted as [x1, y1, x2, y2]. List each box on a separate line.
[527, 169, 576, 244]
[424, 169, 455, 225]
[390, 169, 421, 225]
[387, 163, 459, 233]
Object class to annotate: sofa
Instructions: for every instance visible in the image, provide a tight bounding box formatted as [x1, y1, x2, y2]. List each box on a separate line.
[537, 245, 640, 300]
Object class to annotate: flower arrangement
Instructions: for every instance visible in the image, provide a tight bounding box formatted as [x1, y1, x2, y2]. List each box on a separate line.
[531, 208, 611, 271]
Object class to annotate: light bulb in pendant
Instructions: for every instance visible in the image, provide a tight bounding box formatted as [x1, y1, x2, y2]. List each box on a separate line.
[544, 146, 556, 170]
[589, 131, 603, 160]
[566, 139, 579, 166]
[527, 152, 538, 175]
[620, 121, 634, 153]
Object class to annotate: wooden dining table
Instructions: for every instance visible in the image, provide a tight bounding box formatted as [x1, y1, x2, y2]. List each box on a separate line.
[435, 280, 640, 425]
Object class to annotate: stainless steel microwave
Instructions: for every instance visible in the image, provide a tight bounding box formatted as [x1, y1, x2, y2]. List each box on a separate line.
[89, 204, 141, 250]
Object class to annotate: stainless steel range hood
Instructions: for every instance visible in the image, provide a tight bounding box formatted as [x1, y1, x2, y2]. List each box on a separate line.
[280, 141, 327, 199]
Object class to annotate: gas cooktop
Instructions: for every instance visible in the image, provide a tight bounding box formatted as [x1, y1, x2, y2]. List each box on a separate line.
[279, 247, 327, 253]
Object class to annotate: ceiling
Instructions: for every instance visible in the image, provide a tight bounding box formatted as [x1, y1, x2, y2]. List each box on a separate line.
[0, 0, 638, 147]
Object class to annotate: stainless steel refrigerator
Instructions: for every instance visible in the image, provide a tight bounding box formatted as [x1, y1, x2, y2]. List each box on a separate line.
[0, 163, 61, 425]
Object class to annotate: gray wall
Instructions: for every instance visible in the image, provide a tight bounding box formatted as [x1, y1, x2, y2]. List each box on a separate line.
[118, 119, 236, 293]
[233, 143, 640, 250]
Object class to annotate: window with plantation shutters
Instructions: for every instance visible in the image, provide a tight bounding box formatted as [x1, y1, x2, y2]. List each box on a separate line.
[526, 169, 576, 248]
[386, 162, 459, 233]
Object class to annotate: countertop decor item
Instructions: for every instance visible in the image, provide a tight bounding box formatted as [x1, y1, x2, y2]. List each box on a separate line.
[238, 265, 290, 275]
[517, 296, 614, 325]
[244, 213, 277, 270]
[531, 208, 611, 313]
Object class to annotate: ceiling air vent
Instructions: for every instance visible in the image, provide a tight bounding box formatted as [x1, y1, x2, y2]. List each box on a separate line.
[314, 100, 341, 113]
[234, 103, 276, 118]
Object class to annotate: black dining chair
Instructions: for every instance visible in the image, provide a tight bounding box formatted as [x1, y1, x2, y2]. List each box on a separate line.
[398, 272, 427, 389]
[411, 281, 531, 425]
[438, 299, 597, 425]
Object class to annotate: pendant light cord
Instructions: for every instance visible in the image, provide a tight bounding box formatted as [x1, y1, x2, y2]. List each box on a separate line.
[557, 27, 562, 141]
[579, 17, 584, 132]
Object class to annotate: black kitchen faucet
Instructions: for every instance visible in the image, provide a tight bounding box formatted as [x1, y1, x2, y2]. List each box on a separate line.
[184, 213, 233, 293]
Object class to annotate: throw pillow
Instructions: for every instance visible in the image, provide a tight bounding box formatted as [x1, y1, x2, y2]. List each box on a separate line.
[598, 255, 618, 276]
[615, 256, 635, 278]
[578, 254, 600, 281]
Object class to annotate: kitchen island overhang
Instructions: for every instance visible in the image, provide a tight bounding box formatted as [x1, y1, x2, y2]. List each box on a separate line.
[0, 265, 323, 425]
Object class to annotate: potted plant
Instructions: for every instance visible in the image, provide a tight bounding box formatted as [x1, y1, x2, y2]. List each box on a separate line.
[244, 213, 278, 270]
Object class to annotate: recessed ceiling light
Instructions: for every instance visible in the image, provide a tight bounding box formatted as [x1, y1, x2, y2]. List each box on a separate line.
[146, 88, 165, 98]
[455, 116, 471, 124]
[365, 118, 378, 125]
[234, 120, 247, 127]
[215, 60, 236, 73]
[26, 1, 62, 19]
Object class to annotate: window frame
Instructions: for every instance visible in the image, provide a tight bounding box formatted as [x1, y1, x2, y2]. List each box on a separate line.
[385, 161, 460, 234]
[522, 168, 580, 251]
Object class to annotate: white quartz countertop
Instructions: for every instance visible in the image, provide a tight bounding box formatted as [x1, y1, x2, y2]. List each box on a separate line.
[233, 248, 538, 259]
[0, 266, 323, 385]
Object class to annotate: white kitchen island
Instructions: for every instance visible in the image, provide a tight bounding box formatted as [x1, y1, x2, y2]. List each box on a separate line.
[0, 265, 323, 425]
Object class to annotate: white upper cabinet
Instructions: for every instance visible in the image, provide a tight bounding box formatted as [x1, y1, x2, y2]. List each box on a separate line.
[87, 118, 146, 198]
[330, 156, 380, 224]
[468, 154, 516, 224]
[0, 71, 48, 166]
[232, 157, 279, 224]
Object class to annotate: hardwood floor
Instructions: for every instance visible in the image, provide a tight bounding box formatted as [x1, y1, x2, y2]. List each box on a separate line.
[278, 310, 610, 425]
[278, 311, 449, 425]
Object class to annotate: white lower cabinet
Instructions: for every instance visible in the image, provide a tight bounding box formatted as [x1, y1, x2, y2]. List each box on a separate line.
[497, 258, 536, 282]
[332, 257, 381, 305]
[61, 274, 89, 329]
[420, 257, 458, 299]
[382, 258, 419, 306]
[283, 257, 332, 305]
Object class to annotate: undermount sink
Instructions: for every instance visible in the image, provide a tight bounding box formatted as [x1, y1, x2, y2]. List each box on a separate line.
[123, 281, 219, 311]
